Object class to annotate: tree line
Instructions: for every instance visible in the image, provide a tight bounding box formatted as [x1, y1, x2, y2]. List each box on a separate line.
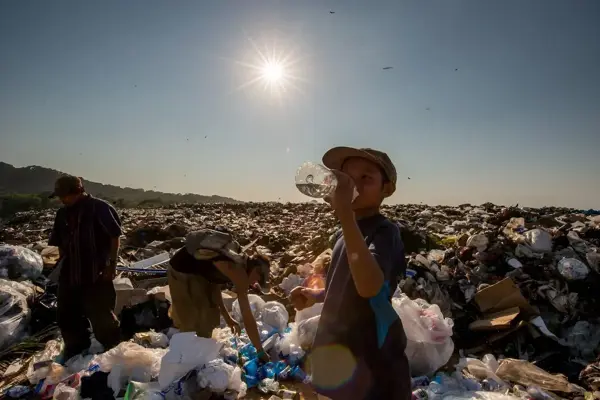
[0, 193, 172, 218]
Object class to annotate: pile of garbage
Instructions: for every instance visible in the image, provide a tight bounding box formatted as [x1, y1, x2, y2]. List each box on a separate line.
[1, 202, 600, 399]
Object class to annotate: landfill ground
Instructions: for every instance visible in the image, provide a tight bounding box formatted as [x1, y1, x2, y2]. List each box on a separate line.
[1, 202, 600, 399]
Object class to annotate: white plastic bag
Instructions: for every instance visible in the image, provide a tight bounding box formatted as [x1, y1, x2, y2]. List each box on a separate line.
[158, 332, 221, 389]
[212, 327, 237, 360]
[392, 294, 454, 376]
[261, 301, 289, 333]
[295, 303, 323, 323]
[228, 366, 247, 398]
[278, 315, 318, 356]
[0, 284, 31, 350]
[279, 274, 304, 296]
[0, 245, 43, 280]
[197, 359, 234, 393]
[297, 315, 320, 348]
[52, 383, 78, 400]
[27, 340, 63, 384]
[231, 294, 265, 325]
[92, 342, 167, 395]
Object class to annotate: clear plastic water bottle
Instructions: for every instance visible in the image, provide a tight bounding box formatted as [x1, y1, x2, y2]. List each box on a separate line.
[295, 162, 337, 198]
[295, 161, 359, 200]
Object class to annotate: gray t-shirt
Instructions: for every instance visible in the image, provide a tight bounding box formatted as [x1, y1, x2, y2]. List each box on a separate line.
[310, 214, 411, 400]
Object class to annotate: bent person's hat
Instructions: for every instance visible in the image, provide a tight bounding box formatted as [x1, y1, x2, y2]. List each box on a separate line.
[49, 175, 85, 199]
[322, 147, 397, 196]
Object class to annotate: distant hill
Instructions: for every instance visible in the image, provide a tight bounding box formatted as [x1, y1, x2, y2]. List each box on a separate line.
[0, 162, 241, 205]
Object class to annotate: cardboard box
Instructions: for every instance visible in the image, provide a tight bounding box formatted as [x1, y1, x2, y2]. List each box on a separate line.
[470, 278, 539, 332]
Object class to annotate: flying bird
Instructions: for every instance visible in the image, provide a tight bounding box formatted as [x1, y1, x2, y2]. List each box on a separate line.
[408, 177, 411, 180]
[454, 68, 459, 71]
[382, 67, 393, 70]
[329, 10, 335, 14]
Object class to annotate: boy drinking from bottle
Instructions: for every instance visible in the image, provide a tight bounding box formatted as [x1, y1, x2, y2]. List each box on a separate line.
[290, 147, 411, 400]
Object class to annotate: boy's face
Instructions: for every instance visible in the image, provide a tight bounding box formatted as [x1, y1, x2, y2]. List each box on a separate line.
[341, 157, 391, 209]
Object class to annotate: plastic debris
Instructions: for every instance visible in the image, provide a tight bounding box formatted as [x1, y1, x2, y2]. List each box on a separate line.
[0, 245, 43, 281]
[3, 202, 600, 398]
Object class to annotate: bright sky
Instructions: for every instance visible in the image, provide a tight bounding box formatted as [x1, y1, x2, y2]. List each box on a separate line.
[1, 0, 599, 208]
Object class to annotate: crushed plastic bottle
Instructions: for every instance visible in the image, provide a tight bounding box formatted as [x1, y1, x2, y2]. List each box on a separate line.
[295, 162, 358, 200]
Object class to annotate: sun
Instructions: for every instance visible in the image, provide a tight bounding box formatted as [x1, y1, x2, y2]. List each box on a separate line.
[233, 34, 305, 98]
[261, 61, 284, 84]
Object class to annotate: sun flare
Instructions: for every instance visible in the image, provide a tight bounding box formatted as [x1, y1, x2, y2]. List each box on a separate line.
[261, 61, 284, 83]
[233, 35, 305, 98]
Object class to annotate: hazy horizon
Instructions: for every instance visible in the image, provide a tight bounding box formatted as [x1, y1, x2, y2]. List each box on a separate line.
[1, 159, 594, 210]
[1, 0, 599, 209]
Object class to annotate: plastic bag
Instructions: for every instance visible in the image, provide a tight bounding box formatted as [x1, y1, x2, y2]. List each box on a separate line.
[158, 332, 221, 389]
[0, 245, 43, 280]
[27, 340, 63, 384]
[295, 303, 323, 323]
[0, 284, 31, 350]
[197, 359, 235, 393]
[466, 235, 489, 252]
[231, 294, 265, 325]
[37, 370, 81, 400]
[557, 258, 589, 280]
[261, 301, 289, 333]
[0, 279, 36, 300]
[296, 315, 320, 348]
[133, 330, 170, 348]
[92, 341, 167, 395]
[255, 321, 278, 342]
[392, 294, 454, 376]
[228, 366, 247, 398]
[52, 383, 78, 400]
[276, 326, 306, 363]
[279, 274, 304, 296]
[524, 229, 553, 253]
[65, 354, 94, 374]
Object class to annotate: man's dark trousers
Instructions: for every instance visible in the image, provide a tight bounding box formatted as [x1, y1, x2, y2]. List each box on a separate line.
[57, 276, 120, 359]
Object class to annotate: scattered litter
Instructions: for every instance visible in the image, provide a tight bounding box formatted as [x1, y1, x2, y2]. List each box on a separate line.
[1, 203, 600, 399]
